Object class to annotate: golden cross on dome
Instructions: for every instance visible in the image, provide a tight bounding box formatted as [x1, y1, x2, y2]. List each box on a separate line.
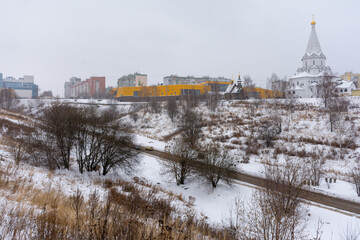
[311, 14, 316, 25]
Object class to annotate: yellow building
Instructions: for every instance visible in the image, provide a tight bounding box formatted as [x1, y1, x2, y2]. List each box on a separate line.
[111, 81, 276, 100]
[351, 89, 360, 96]
[111, 84, 210, 99]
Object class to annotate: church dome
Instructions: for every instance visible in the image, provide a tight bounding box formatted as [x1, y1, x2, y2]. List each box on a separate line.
[311, 15, 316, 25]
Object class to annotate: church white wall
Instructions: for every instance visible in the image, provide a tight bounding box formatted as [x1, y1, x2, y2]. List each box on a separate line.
[289, 76, 323, 98]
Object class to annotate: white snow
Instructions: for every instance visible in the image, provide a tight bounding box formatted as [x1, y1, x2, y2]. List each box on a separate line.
[137, 153, 360, 239]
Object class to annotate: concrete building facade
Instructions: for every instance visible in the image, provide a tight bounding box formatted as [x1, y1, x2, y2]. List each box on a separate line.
[164, 75, 231, 85]
[117, 73, 147, 87]
[64, 77, 81, 98]
[0, 73, 38, 98]
[70, 76, 106, 98]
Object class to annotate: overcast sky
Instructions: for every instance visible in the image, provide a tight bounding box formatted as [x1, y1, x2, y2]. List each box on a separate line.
[0, 0, 359, 96]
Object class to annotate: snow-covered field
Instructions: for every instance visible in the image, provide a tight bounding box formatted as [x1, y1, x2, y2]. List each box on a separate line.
[125, 98, 360, 204]
[1, 97, 359, 239]
[138, 154, 360, 240]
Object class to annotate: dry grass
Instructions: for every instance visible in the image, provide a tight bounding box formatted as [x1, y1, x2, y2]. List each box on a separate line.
[0, 163, 232, 239]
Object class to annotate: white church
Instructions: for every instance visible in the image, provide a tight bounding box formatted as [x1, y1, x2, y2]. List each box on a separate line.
[288, 18, 356, 98]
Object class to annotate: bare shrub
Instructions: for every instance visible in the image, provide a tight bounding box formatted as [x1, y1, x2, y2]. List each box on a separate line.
[74, 106, 138, 175]
[306, 151, 324, 186]
[0, 88, 19, 110]
[259, 116, 281, 147]
[30, 104, 138, 174]
[69, 188, 84, 237]
[235, 157, 307, 239]
[34, 103, 81, 169]
[167, 97, 178, 122]
[179, 108, 202, 149]
[350, 160, 360, 197]
[197, 144, 236, 188]
[162, 140, 196, 185]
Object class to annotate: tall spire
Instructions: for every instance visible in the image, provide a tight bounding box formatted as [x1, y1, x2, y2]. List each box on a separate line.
[305, 16, 322, 55]
[298, 18, 330, 75]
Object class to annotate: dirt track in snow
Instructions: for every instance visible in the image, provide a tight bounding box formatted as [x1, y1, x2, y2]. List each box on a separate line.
[140, 148, 360, 216]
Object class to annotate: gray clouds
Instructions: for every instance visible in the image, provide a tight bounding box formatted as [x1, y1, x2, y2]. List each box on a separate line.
[0, 0, 359, 95]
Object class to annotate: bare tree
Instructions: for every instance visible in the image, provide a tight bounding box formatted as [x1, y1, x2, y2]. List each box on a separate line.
[339, 222, 360, 240]
[259, 116, 281, 147]
[350, 160, 360, 197]
[243, 75, 257, 99]
[335, 114, 357, 159]
[162, 140, 196, 185]
[99, 126, 138, 176]
[317, 72, 338, 108]
[167, 98, 178, 122]
[7, 130, 30, 165]
[238, 157, 307, 239]
[243, 75, 255, 88]
[74, 106, 138, 175]
[30, 104, 138, 174]
[306, 150, 324, 186]
[197, 144, 236, 188]
[206, 82, 221, 112]
[182, 91, 199, 110]
[150, 97, 160, 114]
[327, 96, 350, 132]
[267, 73, 288, 98]
[0, 88, 19, 110]
[179, 109, 202, 149]
[33, 103, 81, 169]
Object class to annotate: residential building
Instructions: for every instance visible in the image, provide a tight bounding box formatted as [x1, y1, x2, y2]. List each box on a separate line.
[341, 72, 360, 88]
[64, 77, 81, 98]
[163, 75, 231, 86]
[336, 81, 356, 96]
[0, 73, 38, 98]
[70, 76, 106, 98]
[117, 73, 147, 87]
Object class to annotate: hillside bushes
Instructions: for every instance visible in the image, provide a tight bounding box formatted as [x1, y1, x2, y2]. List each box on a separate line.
[23, 103, 138, 175]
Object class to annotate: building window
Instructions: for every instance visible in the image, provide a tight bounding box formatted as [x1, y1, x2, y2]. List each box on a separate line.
[313, 60, 315, 65]
[345, 89, 348, 92]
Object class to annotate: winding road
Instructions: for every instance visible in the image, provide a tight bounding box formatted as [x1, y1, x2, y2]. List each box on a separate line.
[140, 148, 360, 216]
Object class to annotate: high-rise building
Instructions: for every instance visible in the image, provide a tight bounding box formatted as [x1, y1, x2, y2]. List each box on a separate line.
[163, 75, 231, 85]
[0, 73, 38, 98]
[64, 77, 81, 98]
[69, 76, 106, 98]
[117, 73, 147, 87]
